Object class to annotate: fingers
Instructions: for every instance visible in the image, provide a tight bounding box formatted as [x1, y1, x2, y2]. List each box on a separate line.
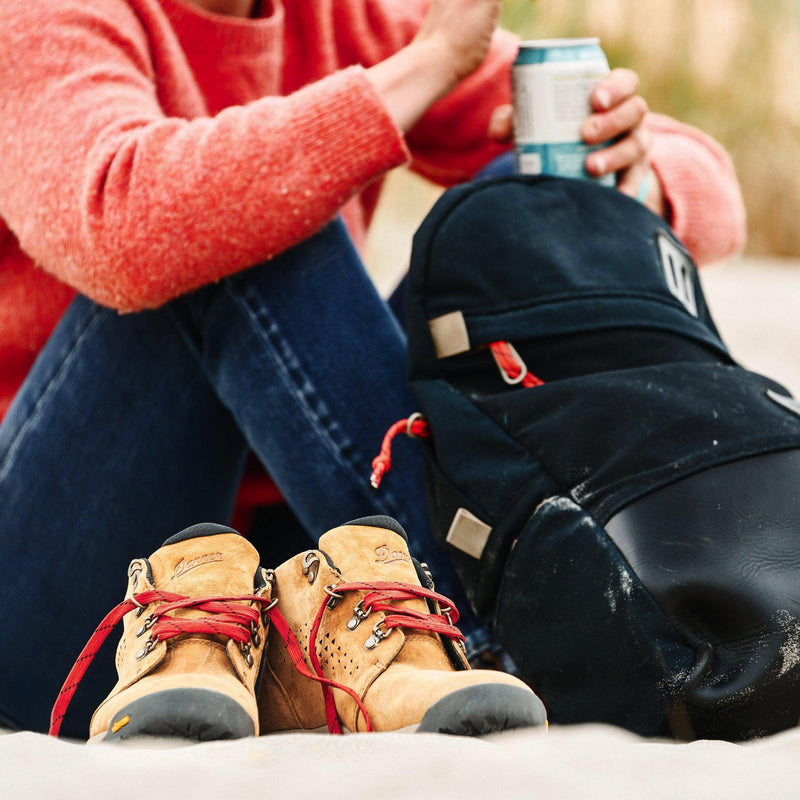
[590, 67, 640, 112]
[487, 104, 513, 143]
[617, 163, 668, 218]
[582, 92, 649, 146]
[582, 67, 652, 182]
[585, 122, 652, 176]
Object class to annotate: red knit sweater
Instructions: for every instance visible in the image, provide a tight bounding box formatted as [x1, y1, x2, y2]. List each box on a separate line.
[0, 0, 746, 422]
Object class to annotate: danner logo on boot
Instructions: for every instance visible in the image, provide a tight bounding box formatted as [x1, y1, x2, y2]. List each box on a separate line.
[172, 552, 223, 580]
[374, 545, 411, 566]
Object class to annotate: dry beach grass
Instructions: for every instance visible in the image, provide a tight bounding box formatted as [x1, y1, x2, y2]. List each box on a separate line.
[501, 0, 800, 259]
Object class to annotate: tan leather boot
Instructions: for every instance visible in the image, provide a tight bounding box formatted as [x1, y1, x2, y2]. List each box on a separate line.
[259, 516, 546, 735]
[50, 523, 273, 742]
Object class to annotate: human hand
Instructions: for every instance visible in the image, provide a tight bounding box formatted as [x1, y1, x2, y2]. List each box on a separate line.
[412, 0, 501, 89]
[367, 0, 500, 133]
[487, 68, 666, 218]
[582, 68, 665, 216]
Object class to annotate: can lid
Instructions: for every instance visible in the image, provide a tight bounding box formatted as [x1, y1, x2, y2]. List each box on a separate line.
[517, 37, 600, 49]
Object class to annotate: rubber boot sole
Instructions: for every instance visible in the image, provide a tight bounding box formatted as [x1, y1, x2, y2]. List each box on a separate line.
[95, 688, 255, 743]
[417, 684, 547, 736]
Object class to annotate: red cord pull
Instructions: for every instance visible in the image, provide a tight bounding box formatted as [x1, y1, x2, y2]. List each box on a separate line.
[489, 341, 544, 388]
[370, 413, 430, 489]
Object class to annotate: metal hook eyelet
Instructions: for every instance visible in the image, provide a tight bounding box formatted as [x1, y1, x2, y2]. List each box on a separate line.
[135, 615, 155, 637]
[127, 560, 144, 579]
[364, 621, 392, 651]
[347, 599, 370, 631]
[135, 635, 158, 660]
[324, 584, 343, 609]
[261, 597, 278, 624]
[240, 642, 254, 667]
[491, 341, 529, 385]
[302, 552, 321, 584]
[418, 561, 435, 589]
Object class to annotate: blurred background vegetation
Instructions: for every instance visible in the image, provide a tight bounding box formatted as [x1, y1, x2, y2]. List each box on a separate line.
[367, 0, 800, 285]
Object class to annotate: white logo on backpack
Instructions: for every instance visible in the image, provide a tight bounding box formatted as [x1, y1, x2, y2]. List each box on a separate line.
[657, 231, 698, 317]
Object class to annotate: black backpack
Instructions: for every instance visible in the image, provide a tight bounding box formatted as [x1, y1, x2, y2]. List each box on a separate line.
[401, 174, 800, 740]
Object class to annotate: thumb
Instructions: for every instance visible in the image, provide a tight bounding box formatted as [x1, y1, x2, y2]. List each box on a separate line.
[487, 104, 514, 142]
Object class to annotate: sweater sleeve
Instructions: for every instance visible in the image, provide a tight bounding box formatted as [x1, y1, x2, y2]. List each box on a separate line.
[0, 0, 409, 311]
[647, 114, 747, 266]
[330, 0, 519, 185]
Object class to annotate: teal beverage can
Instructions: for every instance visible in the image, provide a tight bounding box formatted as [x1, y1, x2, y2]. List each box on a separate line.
[512, 38, 614, 186]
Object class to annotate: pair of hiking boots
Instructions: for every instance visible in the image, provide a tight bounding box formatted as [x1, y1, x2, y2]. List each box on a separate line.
[50, 515, 546, 742]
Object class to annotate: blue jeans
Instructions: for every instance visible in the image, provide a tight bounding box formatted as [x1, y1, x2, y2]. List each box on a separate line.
[0, 217, 488, 737]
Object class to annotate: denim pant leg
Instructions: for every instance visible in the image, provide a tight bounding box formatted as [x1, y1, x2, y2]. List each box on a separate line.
[0, 218, 486, 736]
[0, 296, 250, 736]
[184, 218, 484, 643]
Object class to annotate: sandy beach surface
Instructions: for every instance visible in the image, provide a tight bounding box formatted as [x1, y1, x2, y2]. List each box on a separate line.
[3, 255, 800, 799]
[4, 721, 800, 800]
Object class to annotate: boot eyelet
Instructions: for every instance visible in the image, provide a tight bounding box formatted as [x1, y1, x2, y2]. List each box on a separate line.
[130, 593, 147, 617]
[261, 597, 278, 625]
[135, 635, 157, 660]
[346, 599, 370, 631]
[302, 552, 321, 584]
[419, 561, 435, 589]
[240, 642, 254, 667]
[364, 621, 392, 651]
[135, 615, 155, 637]
[324, 584, 343, 609]
[127, 560, 144, 580]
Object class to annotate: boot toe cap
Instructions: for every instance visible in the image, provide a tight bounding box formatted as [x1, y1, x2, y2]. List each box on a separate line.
[417, 683, 547, 736]
[97, 688, 256, 743]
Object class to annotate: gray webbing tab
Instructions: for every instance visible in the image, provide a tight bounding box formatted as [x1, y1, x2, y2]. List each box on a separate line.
[428, 311, 470, 359]
[445, 507, 492, 560]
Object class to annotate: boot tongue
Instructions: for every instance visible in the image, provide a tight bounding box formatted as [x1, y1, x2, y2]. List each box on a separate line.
[149, 532, 259, 597]
[319, 524, 421, 586]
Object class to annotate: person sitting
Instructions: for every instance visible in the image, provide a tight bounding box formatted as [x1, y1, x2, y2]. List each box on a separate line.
[0, 0, 745, 738]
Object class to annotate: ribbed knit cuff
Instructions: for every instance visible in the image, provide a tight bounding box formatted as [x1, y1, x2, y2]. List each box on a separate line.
[650, 138, 706, 247]
[648, 116, 747, 265]
[289, 66, 411, 194]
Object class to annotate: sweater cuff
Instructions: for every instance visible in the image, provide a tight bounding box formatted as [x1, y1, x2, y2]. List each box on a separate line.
[650, 138, 706, 246]
[291, 66, 411, 193]
[649, 126, 747, 266]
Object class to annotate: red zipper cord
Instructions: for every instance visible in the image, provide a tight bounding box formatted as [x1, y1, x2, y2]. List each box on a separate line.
[489, 341, 545, 388]
[306, 581, 465, 733]
[371, 343, 543, 490]
[370, 415, 431, 490]
[49, 590, 270, 737]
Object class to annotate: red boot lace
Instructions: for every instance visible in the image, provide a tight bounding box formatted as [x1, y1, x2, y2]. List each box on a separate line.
[301, 580, 465, 733]
[49, 590, 272, 737]
[51, 585, 465, 738]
